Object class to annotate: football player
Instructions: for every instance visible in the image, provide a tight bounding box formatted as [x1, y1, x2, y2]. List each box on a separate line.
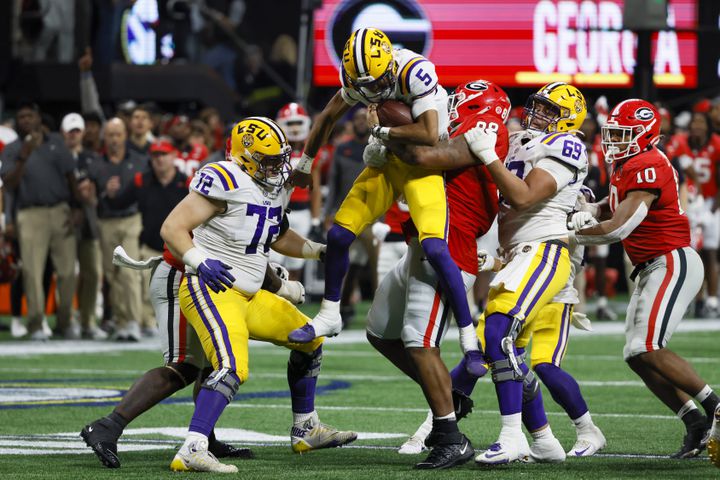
[272, 103, 322, 280]
[287, 28, 483, 373]
[366, 80, 507, 469]
[159, 117, 356, 473]
[571, 99, 720, 459]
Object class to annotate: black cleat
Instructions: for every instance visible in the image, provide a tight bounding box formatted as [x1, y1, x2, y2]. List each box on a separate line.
[453, 389, 474, 420]
[415, 432, 474, 470]
[670, 421, 707, 459]
[80, 420, 121, 468]
[209, 439, 255, 459]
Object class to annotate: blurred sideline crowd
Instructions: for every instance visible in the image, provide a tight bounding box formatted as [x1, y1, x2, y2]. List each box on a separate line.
[2, 55, 720, 342]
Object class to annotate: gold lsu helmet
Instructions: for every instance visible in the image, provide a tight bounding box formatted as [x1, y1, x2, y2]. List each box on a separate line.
[523, 82, 587, 133]
[229, 117, 291, 191]
[341, 27, 397, 102]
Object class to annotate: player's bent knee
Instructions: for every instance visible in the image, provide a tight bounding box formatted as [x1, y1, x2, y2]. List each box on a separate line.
[522, 369, 540, 404]
[166, 362, 201, 387]
[201, 368, 243, 402]
[288, 348, 322, 378]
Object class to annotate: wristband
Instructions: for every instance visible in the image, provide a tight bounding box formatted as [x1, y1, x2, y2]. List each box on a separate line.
[301, 240, 325, 260]
[182, 247, 207, 270]
[296, 153, 314, 174]
[371, 125, 391, 141]
[311, 217, 321, 227]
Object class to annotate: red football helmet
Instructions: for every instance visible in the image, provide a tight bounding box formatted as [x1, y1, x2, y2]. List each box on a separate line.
[448, 80, 511, 132]
[601, 99, 661, 163]
[276, 103, 311, 143]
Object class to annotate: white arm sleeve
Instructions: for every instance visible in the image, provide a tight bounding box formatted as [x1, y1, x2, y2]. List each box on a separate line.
[575, 202, 649, 246]
[535, 158, 576, 192]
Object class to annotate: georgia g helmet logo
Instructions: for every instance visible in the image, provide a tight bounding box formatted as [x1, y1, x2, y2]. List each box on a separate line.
[465, 81, 488, 92]
[634, 107, 655, 121]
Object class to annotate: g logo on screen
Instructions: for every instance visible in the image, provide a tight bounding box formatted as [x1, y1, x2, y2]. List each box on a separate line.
[328, 0, 432, 68]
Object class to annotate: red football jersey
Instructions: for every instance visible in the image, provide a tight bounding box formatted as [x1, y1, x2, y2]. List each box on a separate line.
[385, 202, 411, 235]
[174, 143, 209, 177]
[162, 244, 186, 272]
[289, 150, 320, 203]
[609, 148, 690, 264]
[665, 133, 720, 198]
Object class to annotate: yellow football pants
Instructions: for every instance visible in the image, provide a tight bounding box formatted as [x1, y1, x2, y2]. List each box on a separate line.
[179, 275, 323, 383]
[334, 155, 447, 241]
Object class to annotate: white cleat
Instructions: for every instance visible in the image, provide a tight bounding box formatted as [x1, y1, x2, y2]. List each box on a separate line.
[10, 318, 27, 338]
[288, 299, 342, 343]
[567, 425, 606, 457]
[524, 436, 566, 463]
[475, 432, 530, 465]
[170, 439, 238, 473]
[398, 435, 427, 455]
[291, 418, 357, 453]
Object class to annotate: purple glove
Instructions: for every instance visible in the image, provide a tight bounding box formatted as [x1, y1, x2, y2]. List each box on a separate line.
[197, 259, 236, 293]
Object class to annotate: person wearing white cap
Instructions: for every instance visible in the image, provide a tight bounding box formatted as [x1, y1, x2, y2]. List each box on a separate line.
[61, 113, 107, 340]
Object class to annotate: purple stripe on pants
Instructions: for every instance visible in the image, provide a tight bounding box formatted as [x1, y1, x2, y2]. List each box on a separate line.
[521, 244, 562, 318]
[551, 304, 569, 365]
[508, 244, 551, 317]
[187, 276, 227, 369]
[198, 279, 236, 372]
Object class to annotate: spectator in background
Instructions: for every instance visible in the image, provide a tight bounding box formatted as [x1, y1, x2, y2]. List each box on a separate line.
[61, 112, 107, 340]
[189, 119, 212, 152]
[127, 105, 154, 156]
[82, 112, 104, 154]
[199, 107, 225, 151]
[88, 118, 147, 341]
[710, 97, 720, 135]
[167, 115, 207, 176]
[323, 108, 378, 326]
[0, 103, 79, 341]
[31, 0, 76, 63]
[106, 138, 188, 336]
[116, 101, 137, 129]
[194, 0, 246, 89]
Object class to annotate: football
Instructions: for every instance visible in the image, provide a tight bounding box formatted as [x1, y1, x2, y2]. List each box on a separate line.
[377, 100, 413, 127]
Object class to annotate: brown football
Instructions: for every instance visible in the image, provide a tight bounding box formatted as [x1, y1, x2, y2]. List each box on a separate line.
[377, 100, 413, 127]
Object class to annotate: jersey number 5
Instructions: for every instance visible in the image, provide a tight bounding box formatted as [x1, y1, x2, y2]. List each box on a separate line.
[246, 204, 282, 254]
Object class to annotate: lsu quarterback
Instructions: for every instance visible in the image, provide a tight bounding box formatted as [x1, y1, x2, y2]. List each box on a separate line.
[288, 27, 484, 375]
[160, 117, 356, 473]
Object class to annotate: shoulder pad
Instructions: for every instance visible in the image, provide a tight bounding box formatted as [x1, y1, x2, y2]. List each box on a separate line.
[539, 133, 588, 170]
[191, 162, 242, 200]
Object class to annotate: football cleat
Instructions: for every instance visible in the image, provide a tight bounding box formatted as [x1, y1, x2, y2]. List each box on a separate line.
[209, 439, 255, 459]
[80, 419, 122, 468]
[524, 435, 566, 463]
[288, 299, 342, 343]
[415, 432, 474, 469]
[567, 425, 606, 457]
[708, 405, 720, 468]
[475, 431, 530, 465]
[670, 421, 707, 459]
[291, 419, 358, 453]
[398, 435, 427, 455]
[170, 439, 238, 473]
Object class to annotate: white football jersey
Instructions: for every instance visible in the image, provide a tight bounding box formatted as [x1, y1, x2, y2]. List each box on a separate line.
[340, 48, 449, 139]
[189, 161, 290, 295]
[498, 130, 588, 250]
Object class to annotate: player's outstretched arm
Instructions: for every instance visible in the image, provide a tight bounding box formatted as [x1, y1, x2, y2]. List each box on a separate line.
[393, 136, 479, 170]
[271, 227, 326, 260]
[574, 190, 656, 245]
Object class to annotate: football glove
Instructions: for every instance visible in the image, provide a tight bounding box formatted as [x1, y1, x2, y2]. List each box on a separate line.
[477, 249, 498, 273]
[464, 126, 499, 165]
[277, 279, 305, 305]
[568, 211, 599, 231]
[197, 259, 236, 293]
[363, 137, 388, 169]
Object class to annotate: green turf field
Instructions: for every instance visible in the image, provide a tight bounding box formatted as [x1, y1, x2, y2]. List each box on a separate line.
[0, 305, 718, 479]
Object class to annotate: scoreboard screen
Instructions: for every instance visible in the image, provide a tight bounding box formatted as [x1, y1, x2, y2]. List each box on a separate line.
[313, 0, 698, 88]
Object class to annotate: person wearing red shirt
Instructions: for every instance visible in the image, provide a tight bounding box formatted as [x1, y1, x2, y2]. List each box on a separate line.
[665, 112, 720, 317]
[365, 80, 507, 469]
[573, 99, 720, 459]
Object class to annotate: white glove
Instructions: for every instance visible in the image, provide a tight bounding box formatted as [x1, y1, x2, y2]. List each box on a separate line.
[571, 311, 593, 331]
[371, 222, 392, 242]
[363, 137, 388, 168]
[464, 126, 499, 166]
[477, 249, 498, 273]
[269, 262, 289, 281]
[568, 211, 599, 231]
[276, 279, 306, 305]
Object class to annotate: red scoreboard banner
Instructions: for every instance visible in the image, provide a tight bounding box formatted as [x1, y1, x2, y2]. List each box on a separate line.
[313, 0, 698, 88]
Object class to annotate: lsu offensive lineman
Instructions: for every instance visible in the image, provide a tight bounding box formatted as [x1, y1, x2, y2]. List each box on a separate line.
[160, 117, 356, 473]
[287, 28, 484, 374]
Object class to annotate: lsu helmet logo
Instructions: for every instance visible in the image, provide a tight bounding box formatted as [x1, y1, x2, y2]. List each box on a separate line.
[328, 0, 431, 69]
[634, 107, 655, 121]
[242, 133, 254, 148]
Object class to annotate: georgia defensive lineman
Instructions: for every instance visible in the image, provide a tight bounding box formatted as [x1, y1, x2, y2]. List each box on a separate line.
[288, 28, 483, 375]
[273, 103, 322, 280]
[572, 99, 720, 459]
[367, 79, 507, 469]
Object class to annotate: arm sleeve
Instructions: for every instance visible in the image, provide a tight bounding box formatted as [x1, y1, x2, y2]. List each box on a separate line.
[80, 72, 106, 122]
[535, 158, 576, 192]
[576, 202, 649, 245]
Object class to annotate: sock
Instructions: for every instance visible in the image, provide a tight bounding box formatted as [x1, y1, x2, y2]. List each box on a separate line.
[182, 431, 208, 450]
[572, 411, 595, 431]
[522, 392, 548, 432]
[108, 411, 128, 430]
[484, 313, 523, 416]
[323, 225, 356, 301]
[420, 237, 473, 328]
[695, 385, 720, 417]
[500, 412, 522, 435]
[287, 347, 321, 414]
[189, 388, 230, 437]
[293, 410, 317, 426]
[530, 425, 554, 440]
[450, 356, 481, 396]
[535, 363, 589, 420]
[677, 400, 704, 430]
[432, 413, 459, 435]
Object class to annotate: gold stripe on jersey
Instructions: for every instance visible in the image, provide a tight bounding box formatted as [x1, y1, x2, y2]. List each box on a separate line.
[205, 163, 239, 191]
